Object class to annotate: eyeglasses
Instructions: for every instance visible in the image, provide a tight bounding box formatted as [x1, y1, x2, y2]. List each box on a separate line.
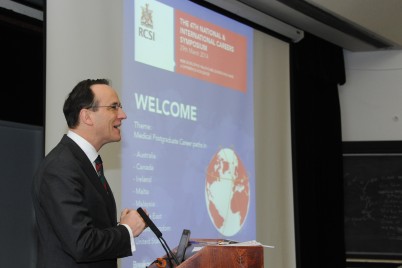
[88, 103, 123, 111]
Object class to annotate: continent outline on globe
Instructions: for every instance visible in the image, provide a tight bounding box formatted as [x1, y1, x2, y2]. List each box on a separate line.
[205, 147, 250, 237]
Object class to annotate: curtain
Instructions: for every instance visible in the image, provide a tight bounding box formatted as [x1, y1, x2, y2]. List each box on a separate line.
[290, 32, 346, 268]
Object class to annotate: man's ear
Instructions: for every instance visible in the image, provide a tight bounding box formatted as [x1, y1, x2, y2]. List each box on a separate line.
[79, 108, 94, 126]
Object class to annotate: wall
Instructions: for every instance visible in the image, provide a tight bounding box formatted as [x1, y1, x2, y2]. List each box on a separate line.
[46, 0, 124, 213]
[339, 50, 402, 141]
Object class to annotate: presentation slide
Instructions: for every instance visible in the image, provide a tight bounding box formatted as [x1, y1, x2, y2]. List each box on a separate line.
[122, 0, 255, 266]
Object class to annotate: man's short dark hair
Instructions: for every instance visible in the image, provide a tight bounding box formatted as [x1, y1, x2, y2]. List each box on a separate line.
[63, 79, 110, 128]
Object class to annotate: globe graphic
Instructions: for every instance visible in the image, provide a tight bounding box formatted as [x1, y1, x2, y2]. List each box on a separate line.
[205, 148, 250, 236]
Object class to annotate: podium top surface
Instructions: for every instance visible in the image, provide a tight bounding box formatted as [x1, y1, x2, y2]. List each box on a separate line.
[147, 239, 264, 268]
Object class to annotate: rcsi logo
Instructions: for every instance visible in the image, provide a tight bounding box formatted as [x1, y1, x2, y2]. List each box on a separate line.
[134, 0, 175, 72]
[139, 3, 155, 41]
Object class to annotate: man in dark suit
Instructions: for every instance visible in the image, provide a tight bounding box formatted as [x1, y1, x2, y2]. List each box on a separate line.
[32, 79, 146, 267]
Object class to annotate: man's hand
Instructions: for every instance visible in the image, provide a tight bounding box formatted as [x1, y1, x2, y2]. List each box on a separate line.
[120, 208, 147, 237]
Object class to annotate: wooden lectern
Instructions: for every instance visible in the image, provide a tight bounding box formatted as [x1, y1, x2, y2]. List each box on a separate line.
[148, 239, 264, 268]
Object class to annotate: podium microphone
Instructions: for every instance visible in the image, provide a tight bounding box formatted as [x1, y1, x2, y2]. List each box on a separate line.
[137, 207, 179, 266]
[137, 207, 162, 238]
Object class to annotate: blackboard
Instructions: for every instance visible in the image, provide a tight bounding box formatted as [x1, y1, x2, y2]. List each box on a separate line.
[0, 120, 43, 268]
[343, 141, 402, 260]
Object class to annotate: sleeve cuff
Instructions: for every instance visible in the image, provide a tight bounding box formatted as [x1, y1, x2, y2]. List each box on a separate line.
[121, 223, 136, 253]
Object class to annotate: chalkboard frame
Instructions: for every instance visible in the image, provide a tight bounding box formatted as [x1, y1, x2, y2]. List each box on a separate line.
[343, 140, 402, 263]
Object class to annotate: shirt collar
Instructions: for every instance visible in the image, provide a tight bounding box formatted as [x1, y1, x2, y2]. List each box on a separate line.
[67, 130, 99, 164]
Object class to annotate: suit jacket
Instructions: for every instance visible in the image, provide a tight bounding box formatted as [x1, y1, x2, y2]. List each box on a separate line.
[32, 135, 132, 268]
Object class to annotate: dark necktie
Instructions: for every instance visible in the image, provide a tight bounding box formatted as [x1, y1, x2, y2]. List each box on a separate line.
[95, 155, 108, 192]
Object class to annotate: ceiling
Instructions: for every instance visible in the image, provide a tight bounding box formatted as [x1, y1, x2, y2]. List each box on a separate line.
[305, 0, 402, 48]
[11, 0, 43, 10]
[7, 0, 402, 51]
[203, 0, 402, 52]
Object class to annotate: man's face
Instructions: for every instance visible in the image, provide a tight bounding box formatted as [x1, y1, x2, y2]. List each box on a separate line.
[90, 84, 127, 149]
